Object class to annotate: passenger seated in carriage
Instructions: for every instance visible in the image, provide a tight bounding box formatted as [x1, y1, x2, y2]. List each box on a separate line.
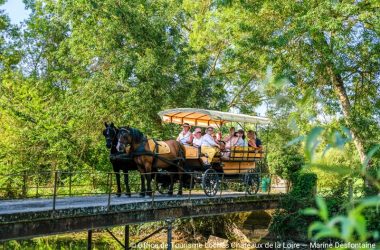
[201, 126, 220, 164]
[224, 127, 238, 149]
[247, 130, 262, 149]
[176, 123, 193, 146]
[236, 129, 246, 146]
[192, 127, 203, 147]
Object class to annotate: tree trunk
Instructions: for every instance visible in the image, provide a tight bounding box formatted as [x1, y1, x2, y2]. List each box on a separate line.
[327, 66, 367, 165]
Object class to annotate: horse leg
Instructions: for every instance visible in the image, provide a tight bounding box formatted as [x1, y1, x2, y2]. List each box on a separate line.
[177, 161, 184, 196]
[139, 172, 146, 197]
[168, 172, 174, 196]
[115, 170, 122, 197]
[177, 172, 183, 196]
[146, 173, 153, 197]
[144, 161, 153, 197]
[123, 171, 131, 197]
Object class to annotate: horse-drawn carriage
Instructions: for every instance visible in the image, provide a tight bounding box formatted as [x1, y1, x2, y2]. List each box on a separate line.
[103, 108, 270, 197]
[156, 108, 270, 196]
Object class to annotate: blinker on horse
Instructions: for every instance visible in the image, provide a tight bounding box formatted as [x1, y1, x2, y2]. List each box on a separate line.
[102, 122, 137, 197]
[117, 127, 185, 197]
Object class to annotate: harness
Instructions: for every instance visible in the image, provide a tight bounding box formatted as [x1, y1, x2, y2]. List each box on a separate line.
[131, 137, 184, 169]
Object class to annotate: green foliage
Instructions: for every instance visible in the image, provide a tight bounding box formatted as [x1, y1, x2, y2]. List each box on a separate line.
[0, 0, 379, 244]
[301, 126, 380, 246]
[305, 196, 380, 243]
[267, 146, 304, 180]
[269, 172, 317, 241]
[0, 0, 229, 177]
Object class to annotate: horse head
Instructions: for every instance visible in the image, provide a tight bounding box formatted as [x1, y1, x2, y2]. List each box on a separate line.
[116, 127, 131, 152]
[103, 122, 117, 149]
[117, 127, 144, 152]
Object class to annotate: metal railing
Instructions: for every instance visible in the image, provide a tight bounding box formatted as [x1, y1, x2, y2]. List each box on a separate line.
[0, 170, 287, 212]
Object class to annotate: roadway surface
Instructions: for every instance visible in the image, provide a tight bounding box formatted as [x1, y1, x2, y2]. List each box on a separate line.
[0, 192, 243, 214]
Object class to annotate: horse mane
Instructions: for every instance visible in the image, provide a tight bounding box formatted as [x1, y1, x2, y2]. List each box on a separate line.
[126, 127, 145, 144]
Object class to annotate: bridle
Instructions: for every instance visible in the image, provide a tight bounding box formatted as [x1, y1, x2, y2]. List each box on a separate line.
[103, 125, 117, 149]
[116, 127, 131, 152]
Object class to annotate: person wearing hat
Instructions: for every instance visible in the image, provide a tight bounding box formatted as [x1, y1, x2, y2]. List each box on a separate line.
[192, 127, 203, 148]
[176, 123, 193, 146]
[201, 126, 220, 164]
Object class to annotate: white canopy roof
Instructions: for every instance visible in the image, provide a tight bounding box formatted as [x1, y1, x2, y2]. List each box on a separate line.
[158, 108, 270, 127]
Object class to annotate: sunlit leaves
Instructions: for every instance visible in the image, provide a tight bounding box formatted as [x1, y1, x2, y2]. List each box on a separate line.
[306, 196, 380, 242]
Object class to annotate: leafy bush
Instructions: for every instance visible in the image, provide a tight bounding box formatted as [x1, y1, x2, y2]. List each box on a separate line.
[267, 146, 304, 180]
[269, 172, 317, 241]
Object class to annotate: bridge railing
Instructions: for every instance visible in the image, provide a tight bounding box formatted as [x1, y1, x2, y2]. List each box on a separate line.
[0, 170, 287, 211]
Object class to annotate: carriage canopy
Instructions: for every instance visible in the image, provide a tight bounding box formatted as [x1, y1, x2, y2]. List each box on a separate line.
[158, 108, 270, 127]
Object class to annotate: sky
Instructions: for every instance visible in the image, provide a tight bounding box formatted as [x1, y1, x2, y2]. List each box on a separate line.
[1, 0, 30, 24]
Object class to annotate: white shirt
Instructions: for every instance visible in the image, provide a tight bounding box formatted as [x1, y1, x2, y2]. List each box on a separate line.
[201, 134, 218, 147]
[192, 136, 203, 147]
[178, 130, 192, 145]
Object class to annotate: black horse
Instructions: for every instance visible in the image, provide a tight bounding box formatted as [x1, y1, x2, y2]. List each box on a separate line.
[103, 122, 137, 197]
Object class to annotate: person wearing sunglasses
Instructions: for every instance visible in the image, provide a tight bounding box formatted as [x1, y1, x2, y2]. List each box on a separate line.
[201, 126, 220, 165]
[192, 127, 203, 148]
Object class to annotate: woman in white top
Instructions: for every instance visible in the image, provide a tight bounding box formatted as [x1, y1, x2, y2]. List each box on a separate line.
[192, 127, 203, 147]
[176, 123, 193, 146]
[201, 126, 220, 164]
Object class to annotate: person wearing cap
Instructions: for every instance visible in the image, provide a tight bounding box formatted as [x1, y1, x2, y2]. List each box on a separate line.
[176, 123, 193, 146]
[192, 127, 203, 148]
[201, 126, 220, 164]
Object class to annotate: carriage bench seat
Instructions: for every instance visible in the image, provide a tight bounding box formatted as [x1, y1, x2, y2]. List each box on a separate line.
[229, 146, 264, 161]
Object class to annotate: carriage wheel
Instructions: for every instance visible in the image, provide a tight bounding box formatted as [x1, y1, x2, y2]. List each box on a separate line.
[202, 169, 220, 197]
[244, 168, 260, 195]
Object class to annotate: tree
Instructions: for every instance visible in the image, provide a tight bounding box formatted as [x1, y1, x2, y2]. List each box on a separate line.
[186, 0, 380, 167]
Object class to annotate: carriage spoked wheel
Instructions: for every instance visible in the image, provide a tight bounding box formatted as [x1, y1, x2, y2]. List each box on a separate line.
[202, 169, 220, 197]
[244, 168, 261, 195]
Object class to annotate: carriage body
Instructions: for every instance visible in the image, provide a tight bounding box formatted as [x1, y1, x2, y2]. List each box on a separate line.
[182, 145, 264, 174]
[157, 108, 270, 196]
